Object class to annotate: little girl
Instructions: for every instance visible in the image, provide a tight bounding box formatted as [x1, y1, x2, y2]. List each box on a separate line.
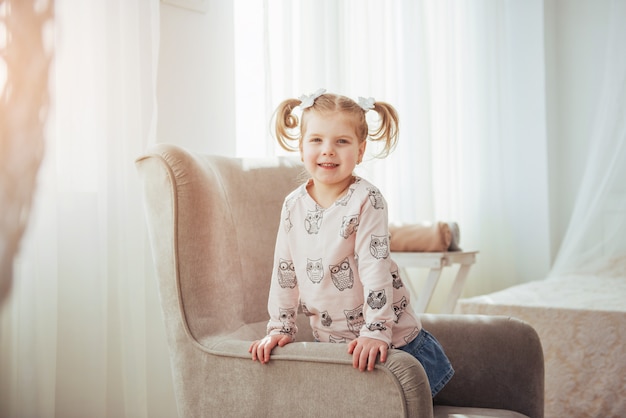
[249, 89, 453, 397]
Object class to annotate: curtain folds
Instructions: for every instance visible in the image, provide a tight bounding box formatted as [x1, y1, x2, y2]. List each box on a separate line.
[235, 0, 552, 297]
[549, 0, 626, 279]
[0, 1, 177, 417]
[2, 0, 595, 416]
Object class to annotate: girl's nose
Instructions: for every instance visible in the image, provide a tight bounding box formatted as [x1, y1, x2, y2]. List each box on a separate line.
[322, 143, 335, 156]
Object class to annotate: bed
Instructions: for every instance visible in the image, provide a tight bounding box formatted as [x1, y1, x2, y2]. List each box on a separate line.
[458, 274, 626, 418]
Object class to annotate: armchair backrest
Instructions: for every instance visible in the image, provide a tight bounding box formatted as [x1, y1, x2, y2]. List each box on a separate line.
[136, 144, 303, 341]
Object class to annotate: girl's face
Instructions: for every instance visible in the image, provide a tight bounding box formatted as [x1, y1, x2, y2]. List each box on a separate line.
[300, 111, 366, 190]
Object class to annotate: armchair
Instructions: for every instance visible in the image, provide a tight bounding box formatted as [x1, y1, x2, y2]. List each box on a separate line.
[136, 144, 544, 418]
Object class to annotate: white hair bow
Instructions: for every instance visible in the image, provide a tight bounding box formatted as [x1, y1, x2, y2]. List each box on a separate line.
[298, 88, 326, 109]
[357, 96, 375, 112]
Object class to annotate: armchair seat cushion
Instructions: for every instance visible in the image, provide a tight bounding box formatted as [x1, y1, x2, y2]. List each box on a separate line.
[434, 406, 530, 418]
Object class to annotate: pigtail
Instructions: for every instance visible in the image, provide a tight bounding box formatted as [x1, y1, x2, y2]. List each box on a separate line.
[273, 98, 302, 152]
[369, 102, 399, 158]
[272, 92, 399, 158]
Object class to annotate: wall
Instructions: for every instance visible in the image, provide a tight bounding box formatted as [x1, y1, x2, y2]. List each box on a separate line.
[158, 1, 235, 155]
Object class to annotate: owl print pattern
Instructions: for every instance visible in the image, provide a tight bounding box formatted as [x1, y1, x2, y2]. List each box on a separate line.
[304, 208, 323, 234]
[369, 234, 389, 259]
[366, 320, 387, 332]
[344, 304, 365, 337]
[283, 208, 292, 233]
[306, 258, 324, 284]
[301, 303, 314, 317]
[277, 258, 297, 288]
[320, 311, 333, 327]
[267, 177, 423, 351]
[329, 335, 347, 343]
[339, 214, 359, 239]
[279, 307, 296, 336]
[392, 269, 403, 289]
[404, 327, 420, 344]
[283, 196, 297, 233]
[367, 187, 385, 209]
[393, 296, 408, 323]
[367, 289, 387, 309]
[329, 257, 354, 291]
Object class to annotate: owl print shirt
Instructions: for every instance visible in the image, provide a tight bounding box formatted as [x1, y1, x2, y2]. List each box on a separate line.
[267, 176, 422, 349]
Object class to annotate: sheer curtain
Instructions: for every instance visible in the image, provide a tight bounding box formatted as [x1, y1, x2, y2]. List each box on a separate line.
[0, 1, 177, 417]
[549, 0, 626, 279]
[235, 0, 552, 297]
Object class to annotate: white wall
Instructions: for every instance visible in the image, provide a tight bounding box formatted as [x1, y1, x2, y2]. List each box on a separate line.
[158, 1, 235, 155]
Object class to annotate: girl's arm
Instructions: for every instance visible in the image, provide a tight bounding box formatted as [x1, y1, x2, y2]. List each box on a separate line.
[353, 189, 396, 345]
[266, 202, 300, 337]
[345, 190, 396, 371]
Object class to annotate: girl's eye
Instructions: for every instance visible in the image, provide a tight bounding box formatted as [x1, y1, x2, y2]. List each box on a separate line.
[309, 137, 321, 142]
[338, 139, 350, 144]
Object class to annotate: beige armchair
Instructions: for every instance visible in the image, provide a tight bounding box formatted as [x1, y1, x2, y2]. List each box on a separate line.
[136, 144, 544, 418]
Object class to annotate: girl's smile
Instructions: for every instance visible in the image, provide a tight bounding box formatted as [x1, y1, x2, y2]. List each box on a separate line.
[300, 111, 366, 207]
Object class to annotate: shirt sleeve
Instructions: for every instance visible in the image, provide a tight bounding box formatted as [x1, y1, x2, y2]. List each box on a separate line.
[353, 189, 396, 345]
[266, 200, 300, 339]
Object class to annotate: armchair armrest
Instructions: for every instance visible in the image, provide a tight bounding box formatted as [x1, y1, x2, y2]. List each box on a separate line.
[183, 335, 434, 418]
[424, 314, 544, 418]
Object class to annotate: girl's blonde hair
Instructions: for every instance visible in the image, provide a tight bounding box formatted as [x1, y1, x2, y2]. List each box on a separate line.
[273, 93, 399, 158]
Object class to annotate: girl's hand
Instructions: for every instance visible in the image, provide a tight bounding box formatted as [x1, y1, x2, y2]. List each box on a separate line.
[347, 337, 389, 371]
[249, 334, 293, 364]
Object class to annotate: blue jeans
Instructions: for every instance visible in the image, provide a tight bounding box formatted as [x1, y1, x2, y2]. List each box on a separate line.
[399, 328, 454, 397]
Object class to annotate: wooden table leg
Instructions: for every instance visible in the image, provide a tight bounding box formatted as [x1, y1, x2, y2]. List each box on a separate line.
[414, 267, 443, 313]
[442, 263, 472, 314]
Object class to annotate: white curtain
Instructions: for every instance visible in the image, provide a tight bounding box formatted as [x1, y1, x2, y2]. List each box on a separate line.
[1, 0, 578, 416]
[549, 0, 626, 279]
[235, 0, 552, 297]
[0, 1, 177, 417]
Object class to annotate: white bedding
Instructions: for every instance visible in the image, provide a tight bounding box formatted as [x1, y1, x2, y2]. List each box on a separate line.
[458, 275, 626, 418]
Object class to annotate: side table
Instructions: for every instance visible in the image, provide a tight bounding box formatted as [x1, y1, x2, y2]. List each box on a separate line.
[391, 251, 478, 314]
